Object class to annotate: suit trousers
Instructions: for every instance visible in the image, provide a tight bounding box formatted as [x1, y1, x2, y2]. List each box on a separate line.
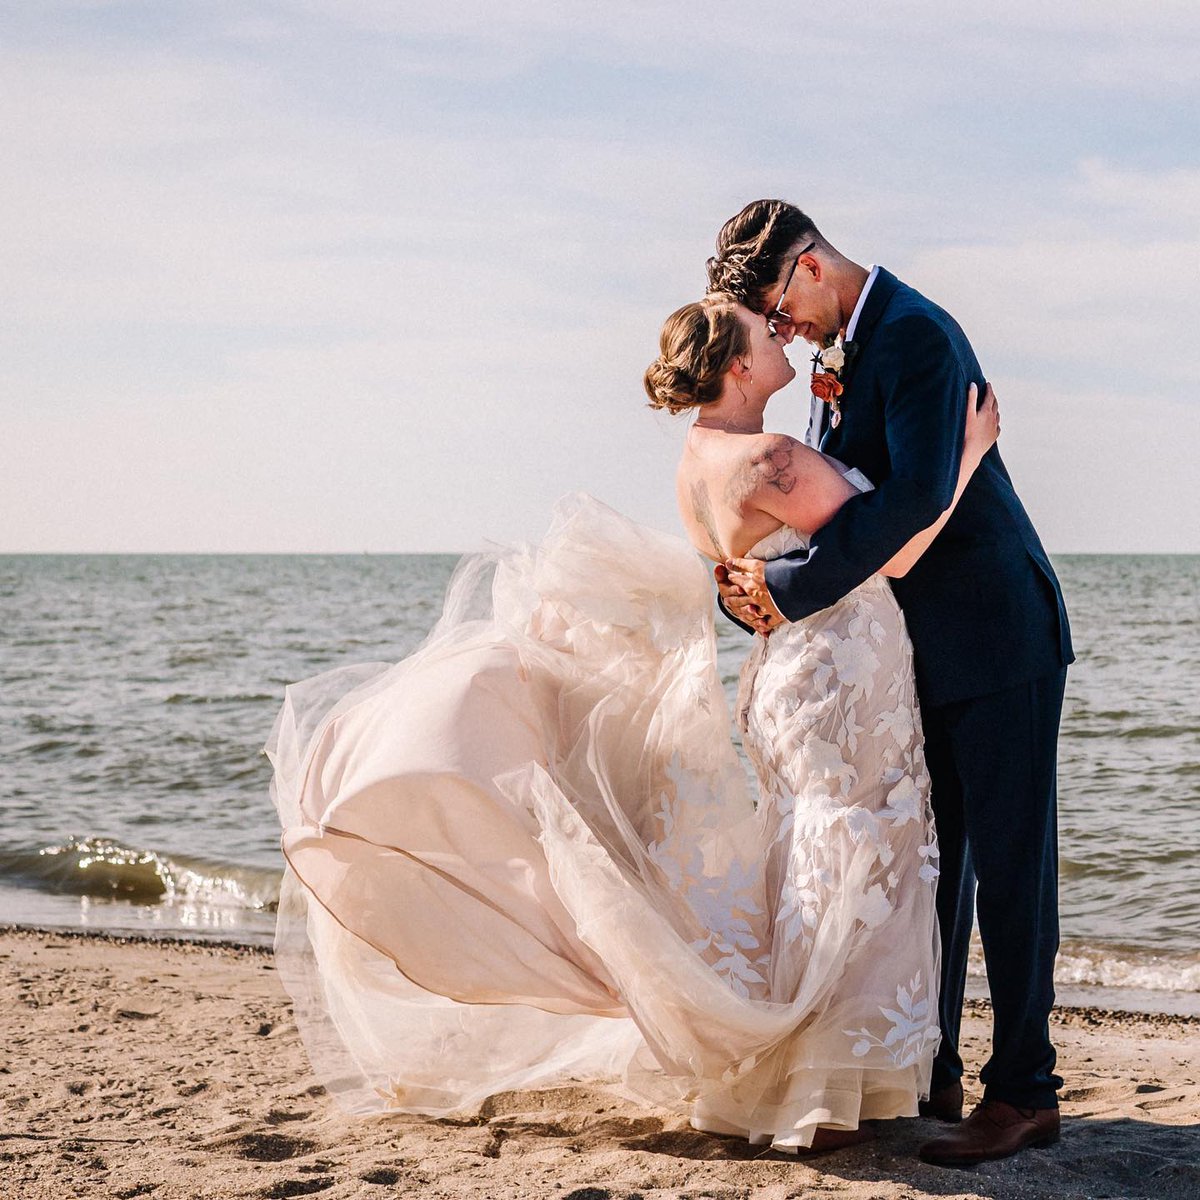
[921, 668, 1067, 1110]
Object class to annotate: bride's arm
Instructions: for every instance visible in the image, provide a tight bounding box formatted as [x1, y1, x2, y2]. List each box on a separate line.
[720, 392, 996, 630]
[717, 438, 869, 631]
[879, 383, 999, 579]
[737, 435, 861, 537]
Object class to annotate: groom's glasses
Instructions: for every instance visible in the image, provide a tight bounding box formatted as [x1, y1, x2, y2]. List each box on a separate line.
[765, 242, 816, 338]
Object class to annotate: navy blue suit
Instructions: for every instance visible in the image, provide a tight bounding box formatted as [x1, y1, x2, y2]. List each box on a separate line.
[758, 269, 1073, 1108]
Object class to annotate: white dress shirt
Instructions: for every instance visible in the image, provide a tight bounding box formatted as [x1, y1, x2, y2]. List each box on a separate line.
[806, 264, 880, 448]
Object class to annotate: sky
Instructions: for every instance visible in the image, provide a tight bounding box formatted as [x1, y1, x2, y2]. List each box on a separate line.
[2, 1, 1198, 553]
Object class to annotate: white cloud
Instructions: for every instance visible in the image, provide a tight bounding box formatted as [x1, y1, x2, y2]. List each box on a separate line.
[991, 384, 1200, 554]
[908, 234, 1200, 394]
[1074, 158, 1200, 234]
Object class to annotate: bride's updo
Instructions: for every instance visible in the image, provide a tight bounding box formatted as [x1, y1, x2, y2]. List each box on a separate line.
[644, 292, 748, 415]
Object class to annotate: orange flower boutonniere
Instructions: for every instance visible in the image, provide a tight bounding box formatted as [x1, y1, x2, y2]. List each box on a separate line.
[810, 372, 844, 404]
[811, 336, 852, 428]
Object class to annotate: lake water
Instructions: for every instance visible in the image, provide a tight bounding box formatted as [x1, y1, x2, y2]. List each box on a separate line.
[1, 550, 1197, 1014]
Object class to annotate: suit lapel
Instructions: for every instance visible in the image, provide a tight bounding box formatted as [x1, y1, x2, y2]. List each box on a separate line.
[839, 267, 901, 393]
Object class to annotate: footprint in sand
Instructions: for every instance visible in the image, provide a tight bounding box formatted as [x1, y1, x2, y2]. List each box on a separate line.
[265, 1108, 312, 1125]
[259, 1181, 333, 1198]
[221, 1132, 318, 1162]
[359, 1168, 401, 1186]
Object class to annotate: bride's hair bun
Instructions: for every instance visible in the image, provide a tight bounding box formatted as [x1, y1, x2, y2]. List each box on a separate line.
[644, 293, 749, 415]
[643, 358, 699, 414]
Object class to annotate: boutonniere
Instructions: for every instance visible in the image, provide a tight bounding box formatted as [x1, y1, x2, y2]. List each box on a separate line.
[810, 338, 858, 429]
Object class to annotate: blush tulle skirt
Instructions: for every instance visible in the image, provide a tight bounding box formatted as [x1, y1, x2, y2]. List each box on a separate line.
[267, 494, 939, 1150]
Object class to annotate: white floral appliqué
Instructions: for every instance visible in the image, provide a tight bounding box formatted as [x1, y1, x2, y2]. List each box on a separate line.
[844, 972, 941, 1067]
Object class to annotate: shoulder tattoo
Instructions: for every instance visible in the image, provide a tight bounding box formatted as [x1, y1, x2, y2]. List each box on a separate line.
[724, 438, 798, 509]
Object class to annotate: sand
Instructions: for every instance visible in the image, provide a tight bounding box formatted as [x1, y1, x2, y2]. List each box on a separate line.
[1, 927, 1197, 1200]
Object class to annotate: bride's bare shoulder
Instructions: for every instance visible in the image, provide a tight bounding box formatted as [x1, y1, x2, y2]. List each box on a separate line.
[723, 433, 826, 512]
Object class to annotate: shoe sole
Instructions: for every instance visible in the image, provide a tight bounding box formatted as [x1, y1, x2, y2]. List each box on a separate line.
[919, 1130, 1060, 1169]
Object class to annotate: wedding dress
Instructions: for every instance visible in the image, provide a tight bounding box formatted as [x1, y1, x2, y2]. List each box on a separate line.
[267, 480, 940, 1151]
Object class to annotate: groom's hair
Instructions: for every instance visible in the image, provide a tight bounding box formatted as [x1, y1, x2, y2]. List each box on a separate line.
[706, 200, 824, 313]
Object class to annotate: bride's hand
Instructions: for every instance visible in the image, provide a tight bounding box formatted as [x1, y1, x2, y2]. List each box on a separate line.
[963, 382, 1000, 468]
[719, 559, 785, 636]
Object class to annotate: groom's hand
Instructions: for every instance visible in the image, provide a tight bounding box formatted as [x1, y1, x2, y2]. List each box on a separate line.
[716, 560, 786, 636]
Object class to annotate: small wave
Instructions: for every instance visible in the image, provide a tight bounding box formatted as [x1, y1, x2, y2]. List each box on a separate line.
[16, 738, 75, 755]
[164, 692, 278, 706]
[1055, 946, 1200, 993]
[167, 650, 218, 667]
[1123, 725, 1200, 740]
[13, 738, 104, 761]
[23, 714, 98, 735]
[968, 936, 1200, 993]
[0, 838, 280, 911]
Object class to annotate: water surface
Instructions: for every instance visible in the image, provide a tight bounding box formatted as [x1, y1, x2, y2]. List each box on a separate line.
[2, 551, 1196, 1011]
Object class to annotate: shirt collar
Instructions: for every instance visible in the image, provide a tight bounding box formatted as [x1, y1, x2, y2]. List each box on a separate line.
[844, 264, 879, 343]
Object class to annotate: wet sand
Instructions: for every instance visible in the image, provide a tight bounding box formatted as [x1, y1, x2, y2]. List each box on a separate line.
[1, 927, 1197, 1200]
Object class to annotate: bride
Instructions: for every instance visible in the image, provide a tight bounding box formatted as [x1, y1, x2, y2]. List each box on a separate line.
[267, 293, 999, 1153]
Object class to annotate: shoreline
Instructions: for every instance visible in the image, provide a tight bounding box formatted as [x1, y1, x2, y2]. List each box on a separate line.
[0, 920, 276, 956]
[2, 927, 1198, 1200]
[5, 917, 1197, 1021]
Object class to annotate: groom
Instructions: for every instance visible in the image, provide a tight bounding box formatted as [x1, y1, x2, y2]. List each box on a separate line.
[707, 200, 1073, 1167]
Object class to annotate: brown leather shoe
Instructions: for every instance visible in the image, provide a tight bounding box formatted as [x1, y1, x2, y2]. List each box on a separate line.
[918, 1080, 964, 1123]
[918, 1099, 1060, 1167]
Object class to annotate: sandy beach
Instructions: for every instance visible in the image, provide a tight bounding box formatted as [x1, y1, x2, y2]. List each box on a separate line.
[1, 927, 1196, 1200]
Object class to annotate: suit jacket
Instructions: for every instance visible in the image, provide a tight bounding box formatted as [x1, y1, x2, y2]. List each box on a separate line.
[761, 268, 1073, 708]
